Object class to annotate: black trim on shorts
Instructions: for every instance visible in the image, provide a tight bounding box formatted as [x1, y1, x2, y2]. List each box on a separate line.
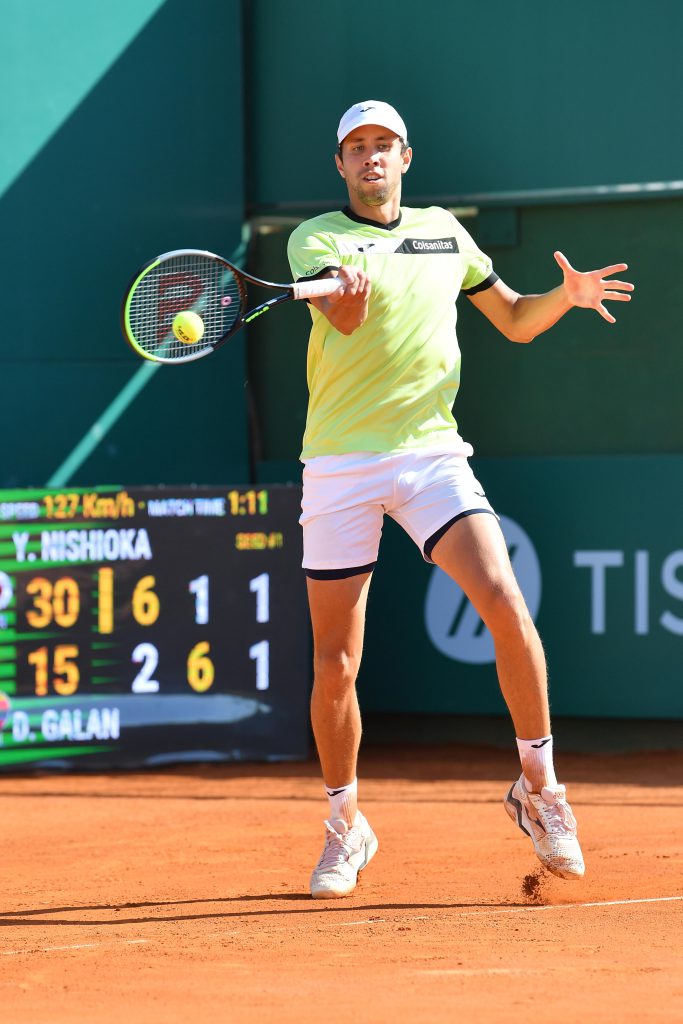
[423, 508, 498, 563]
[304, 561, 377, 580]
[462, 271, 500, 296]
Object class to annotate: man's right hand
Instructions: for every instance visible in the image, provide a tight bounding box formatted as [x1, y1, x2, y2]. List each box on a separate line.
[311, 266, 371, 335]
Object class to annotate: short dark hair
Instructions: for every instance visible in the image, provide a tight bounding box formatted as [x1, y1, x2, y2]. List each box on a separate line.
[337, 136, 409, 159]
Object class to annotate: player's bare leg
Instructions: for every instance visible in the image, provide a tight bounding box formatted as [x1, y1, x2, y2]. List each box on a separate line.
[431, 513, 549, 757]
[431, 513, 584, 878]
[306, 571, 378, 896]
[307, 571, 372, 796]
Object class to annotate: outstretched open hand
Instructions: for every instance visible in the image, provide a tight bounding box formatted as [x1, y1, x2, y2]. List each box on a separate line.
[554, 251, 634, 324]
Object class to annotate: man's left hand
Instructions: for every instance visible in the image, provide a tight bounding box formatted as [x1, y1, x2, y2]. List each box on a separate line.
[554, 251, 634, 324]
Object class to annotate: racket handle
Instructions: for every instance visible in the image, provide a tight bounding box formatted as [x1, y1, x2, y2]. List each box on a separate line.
[291, 277, 344, 301]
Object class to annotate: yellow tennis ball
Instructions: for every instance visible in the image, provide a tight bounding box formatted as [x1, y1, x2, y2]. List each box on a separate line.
[172, 310, 205, 345]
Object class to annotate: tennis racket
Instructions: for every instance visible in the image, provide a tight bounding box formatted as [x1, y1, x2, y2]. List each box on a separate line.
[121, 248, 343, 364]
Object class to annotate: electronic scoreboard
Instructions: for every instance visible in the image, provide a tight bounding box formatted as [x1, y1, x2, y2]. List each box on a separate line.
[0, 485, 309, 769]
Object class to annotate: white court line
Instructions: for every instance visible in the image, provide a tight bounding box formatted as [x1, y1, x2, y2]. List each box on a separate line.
[420, 968, 543, 976]
[1, 896, 679, 957]
[43, 943, 100, 951]
[335, 915, 429, 928]
[2, 942, 99, 955]
[453, 895, 683, 920]
[1, 939, 149, 957]
[322, 896, 682, 930]
[337, 918, 386, 927]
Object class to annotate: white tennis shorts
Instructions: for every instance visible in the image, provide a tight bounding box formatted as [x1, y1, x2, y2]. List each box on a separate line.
[300, 450, 497, 578]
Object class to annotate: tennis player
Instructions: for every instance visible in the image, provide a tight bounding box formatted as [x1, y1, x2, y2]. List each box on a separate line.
[287, 101, 634, 899]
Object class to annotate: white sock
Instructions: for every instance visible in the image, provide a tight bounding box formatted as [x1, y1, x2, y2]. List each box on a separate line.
[516, 736, 558, 792]
[324, 778, 357, 827]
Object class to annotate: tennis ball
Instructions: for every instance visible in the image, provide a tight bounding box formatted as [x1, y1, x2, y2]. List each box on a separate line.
[172, 310, 205, 345]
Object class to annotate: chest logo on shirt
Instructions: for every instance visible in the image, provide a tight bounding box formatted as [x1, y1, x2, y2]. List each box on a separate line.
[344, 237, 460, 256]
[396, 237, 459, 254]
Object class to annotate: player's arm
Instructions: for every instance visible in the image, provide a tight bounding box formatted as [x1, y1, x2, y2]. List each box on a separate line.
[468, 251, 634, 343]
[309, 266, 371, 336]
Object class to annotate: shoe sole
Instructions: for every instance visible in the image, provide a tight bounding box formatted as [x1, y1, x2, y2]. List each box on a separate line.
[311, 832, 379, 900]
[504, 786, 584, 881]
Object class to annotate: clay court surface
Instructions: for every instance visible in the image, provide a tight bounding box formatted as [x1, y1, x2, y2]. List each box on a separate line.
[2, 744, 682, 1023]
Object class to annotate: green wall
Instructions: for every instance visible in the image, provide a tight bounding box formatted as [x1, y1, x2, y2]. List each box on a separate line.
[1, 0, 249, 488]
[245, 0, 683, 208]
[455, 199, 682, 455]
[4, 0, 680, 484]
[2, 2, 681, 719]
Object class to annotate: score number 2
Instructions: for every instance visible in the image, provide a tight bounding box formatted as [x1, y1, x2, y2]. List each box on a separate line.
[131, 640, 214, 694]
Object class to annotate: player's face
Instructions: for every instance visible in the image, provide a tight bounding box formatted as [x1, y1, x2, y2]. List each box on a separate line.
[335, 126, 412, 209]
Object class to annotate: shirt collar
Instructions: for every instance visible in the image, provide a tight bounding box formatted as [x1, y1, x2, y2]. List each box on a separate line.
[341, 205, 402, 231]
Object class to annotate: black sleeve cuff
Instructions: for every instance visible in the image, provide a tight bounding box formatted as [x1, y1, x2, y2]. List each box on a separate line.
[462, 271, 499, 296]
[296, 266, 340, 284]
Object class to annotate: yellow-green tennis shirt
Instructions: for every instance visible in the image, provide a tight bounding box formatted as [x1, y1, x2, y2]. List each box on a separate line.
[287, 206, 498, 459]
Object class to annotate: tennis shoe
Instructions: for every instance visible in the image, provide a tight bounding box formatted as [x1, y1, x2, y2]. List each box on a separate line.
[310, 811, 378, 899]
[504, 775, 585, 880]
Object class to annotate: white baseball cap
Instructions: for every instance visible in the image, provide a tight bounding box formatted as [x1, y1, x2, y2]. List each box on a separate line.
[337, 100, 408, 144]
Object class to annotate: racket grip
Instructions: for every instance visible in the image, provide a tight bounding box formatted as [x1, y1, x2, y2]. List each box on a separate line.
[292, 277, 344, 301]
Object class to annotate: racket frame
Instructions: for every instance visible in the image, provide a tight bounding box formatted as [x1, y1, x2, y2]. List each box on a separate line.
[121, 248, 339, 365]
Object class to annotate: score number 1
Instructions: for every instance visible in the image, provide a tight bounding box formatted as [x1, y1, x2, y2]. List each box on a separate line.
[188, 572, 269, 691]
[186, 572, 270, 691]
[248, 573, 269, 691]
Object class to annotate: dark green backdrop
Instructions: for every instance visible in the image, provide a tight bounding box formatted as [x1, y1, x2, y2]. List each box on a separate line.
[245, 0, 683, 208]
[1, 0, 248, 489]
[2, 1, 681, 718]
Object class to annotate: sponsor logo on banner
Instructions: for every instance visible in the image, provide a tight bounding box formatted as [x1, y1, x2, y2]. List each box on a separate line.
[573, 549, 683, 635]
[424, 515, 542, 664]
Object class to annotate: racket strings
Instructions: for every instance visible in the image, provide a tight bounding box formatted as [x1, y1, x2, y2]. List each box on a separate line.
[127, 253, 243, 360]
